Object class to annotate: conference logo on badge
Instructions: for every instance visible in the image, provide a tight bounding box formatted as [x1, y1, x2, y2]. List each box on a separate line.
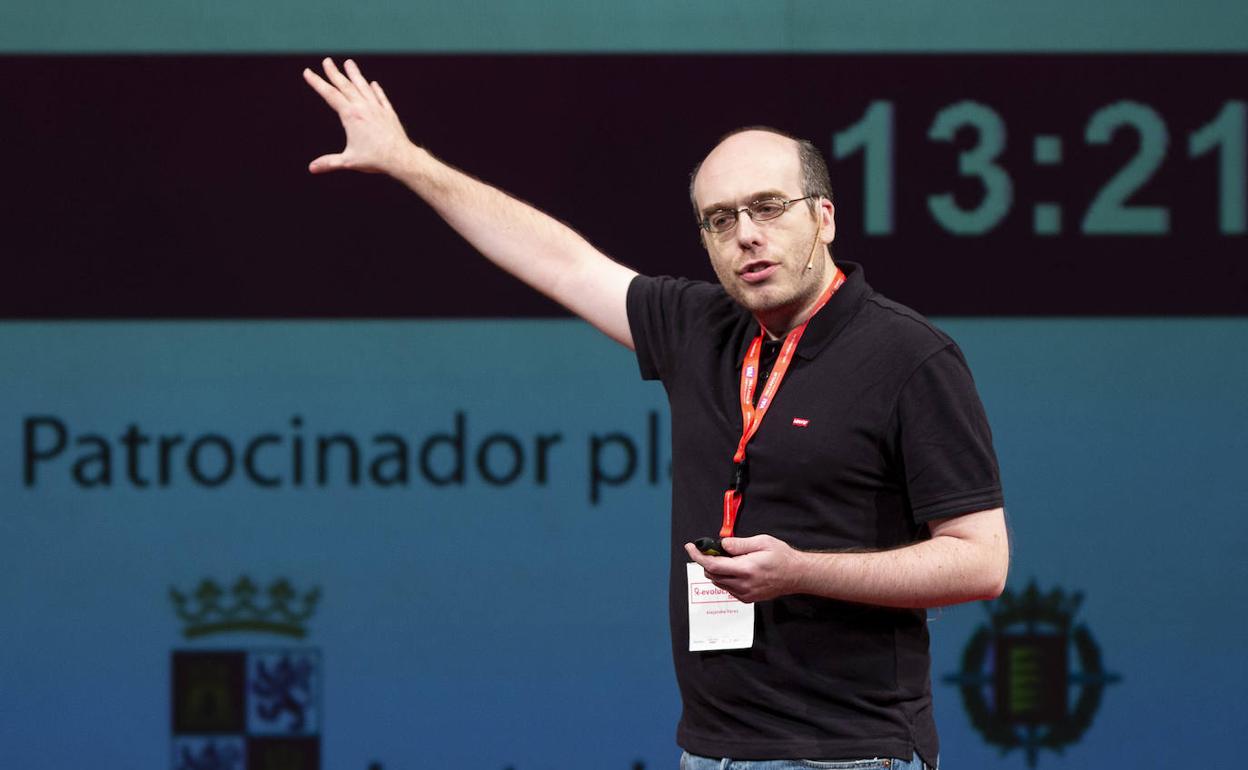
[169, 576, 322, 770]
[943, 580, 1120, 767]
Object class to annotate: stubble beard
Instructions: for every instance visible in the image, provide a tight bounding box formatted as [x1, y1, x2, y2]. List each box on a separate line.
[717, 239, 827, 335]
[709, 210, 828, 333]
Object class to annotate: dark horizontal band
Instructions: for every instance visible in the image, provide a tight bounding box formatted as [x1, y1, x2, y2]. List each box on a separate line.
[3, 53, 1245, 318]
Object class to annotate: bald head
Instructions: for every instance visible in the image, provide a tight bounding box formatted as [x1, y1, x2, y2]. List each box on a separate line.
[689, 126, 833, 219]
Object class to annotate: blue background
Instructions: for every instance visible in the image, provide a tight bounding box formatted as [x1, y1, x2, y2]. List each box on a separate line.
[2, 319, 1246, 767]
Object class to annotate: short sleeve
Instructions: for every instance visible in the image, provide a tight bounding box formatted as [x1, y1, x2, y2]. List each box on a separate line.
[894, 344, 1004, 522]
[626, 274, 726, 382]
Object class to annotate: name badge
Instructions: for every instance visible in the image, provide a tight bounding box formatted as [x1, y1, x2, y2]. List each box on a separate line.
[686, 563, 754, 651]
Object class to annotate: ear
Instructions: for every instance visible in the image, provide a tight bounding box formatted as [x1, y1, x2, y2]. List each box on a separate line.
[819, 199, 837, 244]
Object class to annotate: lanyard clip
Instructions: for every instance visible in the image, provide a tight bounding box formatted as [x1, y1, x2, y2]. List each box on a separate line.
[727, 459, 748, 492]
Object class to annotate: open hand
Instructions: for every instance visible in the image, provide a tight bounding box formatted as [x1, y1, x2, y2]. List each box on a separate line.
[303, 58, 411, 175]
[685, 534, 805, 603]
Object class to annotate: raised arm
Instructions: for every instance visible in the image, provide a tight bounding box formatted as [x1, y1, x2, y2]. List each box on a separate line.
[303, 58, 638, 348]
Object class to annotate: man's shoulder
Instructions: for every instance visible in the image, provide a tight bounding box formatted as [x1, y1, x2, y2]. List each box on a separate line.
[631, 274, 731, 305]
[626, 274, 751, 381]
[854, 290, 955, 357]
[628, 274, 744, 328]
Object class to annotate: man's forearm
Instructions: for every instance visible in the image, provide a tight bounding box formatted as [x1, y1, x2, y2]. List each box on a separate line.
[389, 144, 637, 347]
[789, 529, 1009, 609]
[304, 58, 637, 347]
[689, 508, 1009, 607]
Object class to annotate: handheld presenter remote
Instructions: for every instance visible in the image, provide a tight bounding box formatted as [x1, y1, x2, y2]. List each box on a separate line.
[694, 537, 726, 556]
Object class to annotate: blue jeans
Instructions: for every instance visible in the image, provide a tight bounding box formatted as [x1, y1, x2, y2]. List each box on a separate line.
[679, 751, 934, 770]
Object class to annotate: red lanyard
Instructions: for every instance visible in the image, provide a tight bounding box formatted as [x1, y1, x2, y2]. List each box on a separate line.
[719, 268, 845, 539]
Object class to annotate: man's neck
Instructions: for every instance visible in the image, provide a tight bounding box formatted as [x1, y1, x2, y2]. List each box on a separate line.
[757, 257, 839, 340]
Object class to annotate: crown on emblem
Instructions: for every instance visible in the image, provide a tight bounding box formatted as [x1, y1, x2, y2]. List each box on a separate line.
[170, 576, 321, 639]
[985, 579, 1083, 632]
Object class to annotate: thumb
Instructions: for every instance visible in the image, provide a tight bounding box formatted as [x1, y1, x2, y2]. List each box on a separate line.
[308, 153, 347, 174]
[721, 535, 768, 555]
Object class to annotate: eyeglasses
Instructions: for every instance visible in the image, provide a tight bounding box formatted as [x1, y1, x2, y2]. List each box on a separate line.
[698, 196, 814, 233]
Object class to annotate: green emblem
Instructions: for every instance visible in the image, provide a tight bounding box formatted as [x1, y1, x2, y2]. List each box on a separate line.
[943, 580, 1121, 766]
[171, 576, 320, 639]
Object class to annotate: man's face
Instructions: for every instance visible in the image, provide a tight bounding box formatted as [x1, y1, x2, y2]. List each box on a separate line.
[692, 131, 835, 328]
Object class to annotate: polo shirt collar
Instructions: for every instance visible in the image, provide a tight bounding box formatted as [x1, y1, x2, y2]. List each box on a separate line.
[793, 260, 871, 360]
[733, 261, 872, 367]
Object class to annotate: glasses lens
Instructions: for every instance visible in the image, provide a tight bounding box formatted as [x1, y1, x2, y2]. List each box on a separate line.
[748, 199, 788, 221]
[706, 210, 738, 232]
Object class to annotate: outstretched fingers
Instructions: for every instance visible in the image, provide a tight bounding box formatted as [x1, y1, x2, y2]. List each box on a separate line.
[302, 67, 347, 112]
[371, 80, 394, 114]
[305, 56, 408, 175]
[343, 59, 381, 108]
[321, 57, 364, 103]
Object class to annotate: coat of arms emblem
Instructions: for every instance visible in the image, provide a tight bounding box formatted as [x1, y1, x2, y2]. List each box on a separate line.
[944, 580, 1121, 766]
[170, 577, 322, 770]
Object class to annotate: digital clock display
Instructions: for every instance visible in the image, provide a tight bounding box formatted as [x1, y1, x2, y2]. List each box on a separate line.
[3, 54, 1245, 316]
[833, 98, 1243, 238]
[795, 55, 1247, 314]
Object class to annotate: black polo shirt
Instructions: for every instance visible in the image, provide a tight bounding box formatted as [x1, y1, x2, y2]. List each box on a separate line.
[626, 262, 1003, 764]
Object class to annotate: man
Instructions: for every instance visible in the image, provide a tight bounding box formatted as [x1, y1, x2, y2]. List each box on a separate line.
[304, 58, 1008, 769]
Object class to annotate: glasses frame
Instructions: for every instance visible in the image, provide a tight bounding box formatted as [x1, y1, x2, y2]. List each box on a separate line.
[698, 195, 815, 233]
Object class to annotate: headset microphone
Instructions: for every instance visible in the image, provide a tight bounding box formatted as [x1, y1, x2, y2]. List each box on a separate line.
[805, 217, 822, 271]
